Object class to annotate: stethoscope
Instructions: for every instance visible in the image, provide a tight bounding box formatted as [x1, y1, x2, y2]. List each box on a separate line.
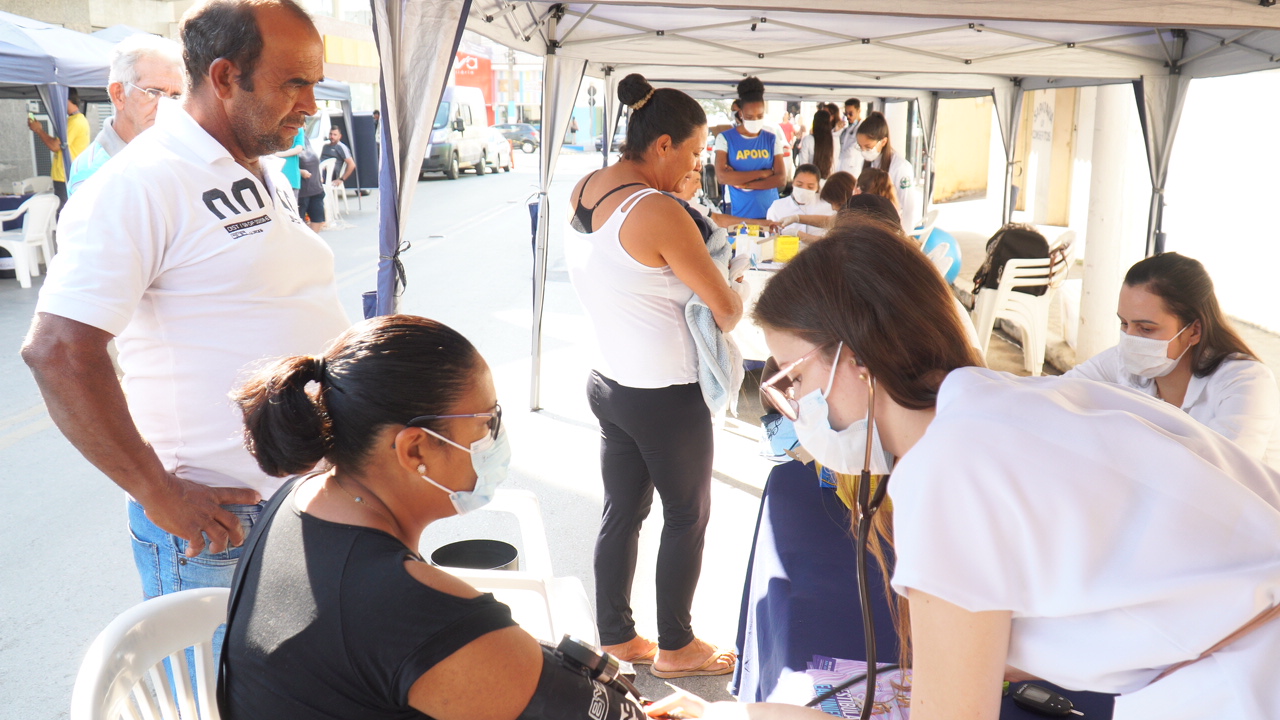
[806, 377, 895, 720]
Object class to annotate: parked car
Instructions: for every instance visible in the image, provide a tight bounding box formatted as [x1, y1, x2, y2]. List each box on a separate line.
[482, 127, 513, 173]
[594, 128, 627, 153]
[494, 123, 540, 153]
[421, 86, 489, 179]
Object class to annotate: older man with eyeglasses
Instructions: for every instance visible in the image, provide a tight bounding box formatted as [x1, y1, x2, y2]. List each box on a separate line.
[68, 35, 185, 195]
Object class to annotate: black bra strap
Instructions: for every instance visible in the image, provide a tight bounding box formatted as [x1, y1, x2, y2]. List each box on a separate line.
[573, 170, 646, 233]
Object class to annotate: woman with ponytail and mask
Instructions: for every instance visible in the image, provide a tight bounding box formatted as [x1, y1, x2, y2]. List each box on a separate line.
[854, 111, 919, 232]
[1065, 252, 1280, 469]
[565, 73, 740, 679]
[220, 315, 647, 720]
[712, 76, 786, 220]
[647, 221, 1280, 720]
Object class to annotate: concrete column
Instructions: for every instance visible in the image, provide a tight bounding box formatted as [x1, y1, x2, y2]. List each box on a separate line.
[1076, 83, 1133, 361]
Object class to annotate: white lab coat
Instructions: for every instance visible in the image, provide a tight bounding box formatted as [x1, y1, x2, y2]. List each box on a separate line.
[1065, 346, 1280, 470]
[836, 121, 862, 174]
[891, 367, 1280, 720]
[861, 152, 920, 233]
[766, 195, 832, 236]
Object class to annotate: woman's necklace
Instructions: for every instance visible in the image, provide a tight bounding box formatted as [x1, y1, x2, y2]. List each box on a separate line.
[330, 472, 400, 532]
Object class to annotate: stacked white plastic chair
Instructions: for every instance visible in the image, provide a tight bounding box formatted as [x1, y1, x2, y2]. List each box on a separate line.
[317, 158, 351, 230]
[428, 489, 599, 645]
[0, 194, 60, 288]
[70, 587, 227, 720]
[971, 234, 1075, 376]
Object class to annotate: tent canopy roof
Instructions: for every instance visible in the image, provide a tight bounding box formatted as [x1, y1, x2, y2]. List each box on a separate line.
[468, 1, 1280, 95]
[0, 11, 114, 88]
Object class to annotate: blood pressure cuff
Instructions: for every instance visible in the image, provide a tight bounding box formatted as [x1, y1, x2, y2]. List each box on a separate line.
[516, 645, 646, 720]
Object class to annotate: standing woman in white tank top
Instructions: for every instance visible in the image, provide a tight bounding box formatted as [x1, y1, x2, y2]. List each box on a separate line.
[564, 73, 742, 679]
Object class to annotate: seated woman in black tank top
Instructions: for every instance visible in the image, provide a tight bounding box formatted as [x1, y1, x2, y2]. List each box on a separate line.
[220, 315, 642, 720]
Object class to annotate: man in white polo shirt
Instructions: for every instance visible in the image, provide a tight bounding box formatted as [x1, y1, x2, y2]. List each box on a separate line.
[21, 0, 349, 603]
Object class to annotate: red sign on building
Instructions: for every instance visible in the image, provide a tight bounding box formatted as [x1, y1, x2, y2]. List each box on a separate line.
[454, 51, 495, 124]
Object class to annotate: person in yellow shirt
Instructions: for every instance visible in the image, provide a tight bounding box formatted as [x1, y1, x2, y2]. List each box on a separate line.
[28, 88, 91, 207]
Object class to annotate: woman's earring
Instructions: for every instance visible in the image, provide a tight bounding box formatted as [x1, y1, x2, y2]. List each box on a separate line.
[417, 464, 426, 475]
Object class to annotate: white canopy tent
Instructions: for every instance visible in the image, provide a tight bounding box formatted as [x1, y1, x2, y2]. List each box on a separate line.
[367, 0, 1280, 408]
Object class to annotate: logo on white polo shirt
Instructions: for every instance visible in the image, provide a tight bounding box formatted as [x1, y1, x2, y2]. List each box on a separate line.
[203, 179, 267, 220]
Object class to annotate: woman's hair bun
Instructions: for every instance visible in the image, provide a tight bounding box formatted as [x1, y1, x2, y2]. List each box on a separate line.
[737, 76, 765, 103]
[618, 73, 654, 107]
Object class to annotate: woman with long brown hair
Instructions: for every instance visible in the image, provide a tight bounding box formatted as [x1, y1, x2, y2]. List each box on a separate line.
[648, 221, 1280, 720]
[1066, 252, 1279, 468]
[796, 108, 836, 179]
[854, 111, 919, 231]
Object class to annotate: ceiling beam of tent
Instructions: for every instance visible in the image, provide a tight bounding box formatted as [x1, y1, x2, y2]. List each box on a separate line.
[370, 0, 472, 317]
[482, 1, 519, 22]
[535, 0, 1280, 31]
[531, 8, 587, 411]
[558, 3, 597, 43]
[1183, 28, 1280, 66]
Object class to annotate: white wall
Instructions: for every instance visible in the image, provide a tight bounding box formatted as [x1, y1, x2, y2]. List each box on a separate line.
[1163, 68, 1280, 333]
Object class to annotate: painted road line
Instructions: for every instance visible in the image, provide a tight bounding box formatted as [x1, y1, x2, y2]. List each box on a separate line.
[0, 404, 48, 434]
[0, 414, 55, 452]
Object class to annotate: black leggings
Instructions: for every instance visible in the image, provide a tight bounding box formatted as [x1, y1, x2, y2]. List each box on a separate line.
[586, 371, 714, 651]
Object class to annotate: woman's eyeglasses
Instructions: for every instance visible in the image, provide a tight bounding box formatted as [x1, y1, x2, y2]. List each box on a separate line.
[407, 404, 503, 441]
[760, 346, 830, 421]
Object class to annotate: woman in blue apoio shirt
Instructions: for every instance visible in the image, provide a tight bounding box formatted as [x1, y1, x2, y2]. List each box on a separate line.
[712, 77, 785, 220]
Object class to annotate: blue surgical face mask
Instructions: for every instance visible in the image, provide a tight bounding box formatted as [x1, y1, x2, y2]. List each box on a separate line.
[417, 425, 511, 514]
[762, 412, 800, 458]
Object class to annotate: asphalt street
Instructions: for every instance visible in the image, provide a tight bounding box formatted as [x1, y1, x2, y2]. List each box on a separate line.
[0, 151, 772, 717]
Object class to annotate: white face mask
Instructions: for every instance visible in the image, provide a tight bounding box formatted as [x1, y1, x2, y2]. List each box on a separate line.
[791, 342, 894, 475]
[1118, 324, 1192, 379]
[860, 144, 881, 162]
[417, 425, 511, 515]
[791, 187, 817, 205]
[742, 119, 765, 134]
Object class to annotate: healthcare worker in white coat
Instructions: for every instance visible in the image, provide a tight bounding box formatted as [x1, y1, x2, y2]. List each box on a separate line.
[647, 221, 1280, 720]
[852, 112, 920, 232]
[766, 163, 833, 237]
[1066, 252, 1280, 470]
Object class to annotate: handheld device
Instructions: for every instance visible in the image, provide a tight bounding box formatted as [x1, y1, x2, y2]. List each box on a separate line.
[27, 112, 35, 122]
[1010, 683, 1084, 717]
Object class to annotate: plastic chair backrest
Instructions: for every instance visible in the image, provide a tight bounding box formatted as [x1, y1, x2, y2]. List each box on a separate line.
[70, 588, 228, 720]
[25, 195, 59, 243]
[318, 158, 337, 184]
[25, 176, 54, 194]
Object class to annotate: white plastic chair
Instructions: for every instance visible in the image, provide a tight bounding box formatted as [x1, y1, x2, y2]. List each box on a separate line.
[910, 208, 939, 248]
[19, 176, 54, 194]
[971, 240, 1074, 375]
[318, 158, 350, 229]
[429, 489, 599, 645]
[0, 194, 60, 288]
[70, 587, 227, 720]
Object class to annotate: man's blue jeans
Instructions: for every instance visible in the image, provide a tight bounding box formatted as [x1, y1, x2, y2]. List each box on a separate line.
[127, 498, 265, 672]
[127, 499, 263, 599]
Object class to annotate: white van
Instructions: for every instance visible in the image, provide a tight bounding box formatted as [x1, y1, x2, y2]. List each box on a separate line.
[421, 86, 490, 179]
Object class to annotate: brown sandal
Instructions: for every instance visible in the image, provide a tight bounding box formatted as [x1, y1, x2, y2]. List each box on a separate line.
[650, 648, 737, 679]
